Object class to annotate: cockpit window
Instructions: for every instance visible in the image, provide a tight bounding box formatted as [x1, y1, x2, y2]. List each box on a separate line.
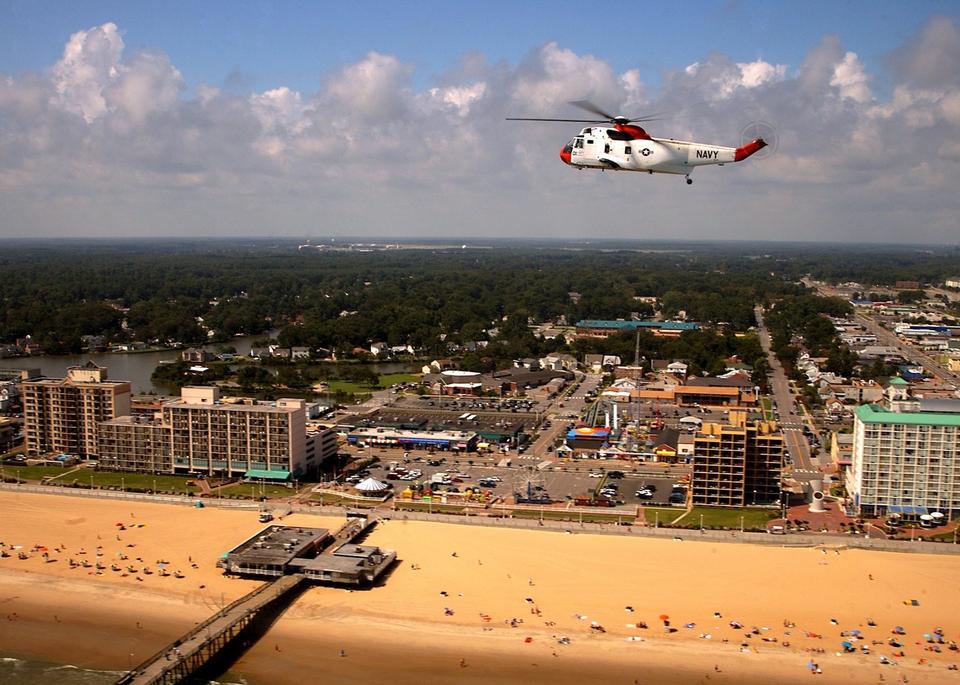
[574, 138, 584, 149]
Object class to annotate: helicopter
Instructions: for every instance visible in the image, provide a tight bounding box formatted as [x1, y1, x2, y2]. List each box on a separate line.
[507, 100, 767, 184]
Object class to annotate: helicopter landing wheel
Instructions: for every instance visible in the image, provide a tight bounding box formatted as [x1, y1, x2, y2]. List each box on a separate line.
[685, 177, 693, 185]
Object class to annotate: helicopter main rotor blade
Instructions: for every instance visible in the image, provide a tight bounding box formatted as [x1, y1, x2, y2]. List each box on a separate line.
[625, 113, 666, 123]
[570, 100, 666, 125]
[505, 117, 607, 123]
[569, 99, 615, 120]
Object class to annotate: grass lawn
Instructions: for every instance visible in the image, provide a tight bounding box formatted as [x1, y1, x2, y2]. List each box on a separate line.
[761, 397, 774, 421]
[324, 372, 419, 396]
[377, 372, 420, 388]
[0, 464, 82, 482]
[511, 508, 635, 524]
[642, 507, 685, 525]
[86, 472, 201, 494]
[0, 445, 26, 459]
[217, 482, 300, 499]
[395, 501, 467, 514]
[324, 379, 371, 394]
[675, 506, 776, 530]
[919, 529, 959, 543]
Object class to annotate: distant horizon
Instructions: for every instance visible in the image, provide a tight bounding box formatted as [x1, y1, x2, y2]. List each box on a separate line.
[1, 235, 958, 250]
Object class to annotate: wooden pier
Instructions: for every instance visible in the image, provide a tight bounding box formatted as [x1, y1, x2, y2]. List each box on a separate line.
[115, 573, 307, 685]
[114, 516, 394, 685]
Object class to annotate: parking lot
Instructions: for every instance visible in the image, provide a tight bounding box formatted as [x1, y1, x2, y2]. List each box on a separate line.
[345, 449, 684, 509]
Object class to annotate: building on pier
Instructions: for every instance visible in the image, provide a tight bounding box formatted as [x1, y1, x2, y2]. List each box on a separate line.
[218, 525, 396, 586]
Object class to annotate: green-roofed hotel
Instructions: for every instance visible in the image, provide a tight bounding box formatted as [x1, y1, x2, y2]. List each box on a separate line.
[849, 380, 960, 517]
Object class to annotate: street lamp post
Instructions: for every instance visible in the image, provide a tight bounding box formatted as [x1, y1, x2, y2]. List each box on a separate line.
[655, 511, 659, 529]
[740, 516, 744, 533]
[699, 513, 704, 531]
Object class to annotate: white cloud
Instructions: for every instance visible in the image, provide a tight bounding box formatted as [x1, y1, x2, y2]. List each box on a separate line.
[426, 82, 487, 116]
[250, 87, 310, 134]
[50, 22, 124, 122]
[510, 43, 621, 111]
[325, 51, 414, 122]
[0, 20, 958, 243]
[738, 60, 787, 89]
[678, 56, 785, 100]
[106, 51, 183, 125]
[830, 51, 871, 103]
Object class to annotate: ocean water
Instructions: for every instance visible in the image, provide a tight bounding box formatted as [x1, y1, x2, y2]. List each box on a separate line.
[0, 655, 252, 684]
[0, 656, 119, 684]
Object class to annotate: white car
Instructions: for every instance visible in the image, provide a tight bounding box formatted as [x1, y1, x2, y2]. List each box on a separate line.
[588, 472, 604, 478]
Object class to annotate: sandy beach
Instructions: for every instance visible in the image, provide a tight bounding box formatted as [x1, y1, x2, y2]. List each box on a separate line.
[2, 491, 960, 684]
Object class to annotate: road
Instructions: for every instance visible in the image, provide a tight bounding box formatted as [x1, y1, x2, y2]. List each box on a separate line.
[805, 278, 959, 384]
[528, 372, 604, 460]
[855, 312, 958, 383]
[754, 305, 821, 482]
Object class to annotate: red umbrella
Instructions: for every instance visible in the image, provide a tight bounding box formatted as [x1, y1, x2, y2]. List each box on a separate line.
[659, 614, 670, 621]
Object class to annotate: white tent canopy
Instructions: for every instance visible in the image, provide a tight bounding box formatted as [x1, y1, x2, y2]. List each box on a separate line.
[355, 477, 389, 493]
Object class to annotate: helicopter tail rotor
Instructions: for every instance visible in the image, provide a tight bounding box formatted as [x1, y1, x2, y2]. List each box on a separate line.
[739, 121, 779, 160]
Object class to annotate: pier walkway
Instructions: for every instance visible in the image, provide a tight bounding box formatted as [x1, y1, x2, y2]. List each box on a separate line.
[116, 573, 306, 685]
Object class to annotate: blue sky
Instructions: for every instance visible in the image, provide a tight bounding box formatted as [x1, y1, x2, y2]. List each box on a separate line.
[0, 2, 958, 243]
[2, 1, 949, 96]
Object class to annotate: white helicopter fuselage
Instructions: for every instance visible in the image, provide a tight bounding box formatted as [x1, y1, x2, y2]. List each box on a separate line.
[561, 125, 765, 178]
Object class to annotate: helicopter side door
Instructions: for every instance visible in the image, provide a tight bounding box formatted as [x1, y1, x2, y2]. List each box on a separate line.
[570, 136, 586, 164]
[576, 129, 600, 167]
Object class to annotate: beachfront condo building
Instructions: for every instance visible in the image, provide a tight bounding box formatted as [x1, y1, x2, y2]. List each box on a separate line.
[20, 362, 131, 458]
[98, 386, 336, 479]
[692, 410, 784, 507]
[848, 396, 960, 517]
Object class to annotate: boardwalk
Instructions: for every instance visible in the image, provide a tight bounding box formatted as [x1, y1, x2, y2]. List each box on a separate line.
[116, 574, 306, 685]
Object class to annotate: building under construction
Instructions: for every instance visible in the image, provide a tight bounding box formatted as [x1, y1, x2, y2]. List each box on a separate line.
[691, 410, 784, 507]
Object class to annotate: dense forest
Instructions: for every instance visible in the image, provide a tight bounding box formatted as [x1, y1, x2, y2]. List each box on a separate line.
[2, 239, 957, 364]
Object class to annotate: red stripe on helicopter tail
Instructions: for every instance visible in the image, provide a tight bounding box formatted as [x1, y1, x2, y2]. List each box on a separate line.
[735, 138, 767, 161]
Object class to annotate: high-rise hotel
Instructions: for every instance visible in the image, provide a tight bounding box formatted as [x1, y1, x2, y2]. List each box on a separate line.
[848, 379, 960, 516]
[21, 362, 131, 458]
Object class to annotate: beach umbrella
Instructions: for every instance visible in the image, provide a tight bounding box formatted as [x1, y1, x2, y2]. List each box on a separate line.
[659, 614, 669, 621]
[893, 626, 905, 635]
[850, 629, 861, 636]
[841, 641, 854, 650]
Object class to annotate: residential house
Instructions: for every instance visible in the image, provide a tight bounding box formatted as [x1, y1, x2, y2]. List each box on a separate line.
[181, 348, 212, 363]
[541, 353, 577, 372]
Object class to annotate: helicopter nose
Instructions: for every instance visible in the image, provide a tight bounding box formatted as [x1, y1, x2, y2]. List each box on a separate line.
[560, 145, 572, 164]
